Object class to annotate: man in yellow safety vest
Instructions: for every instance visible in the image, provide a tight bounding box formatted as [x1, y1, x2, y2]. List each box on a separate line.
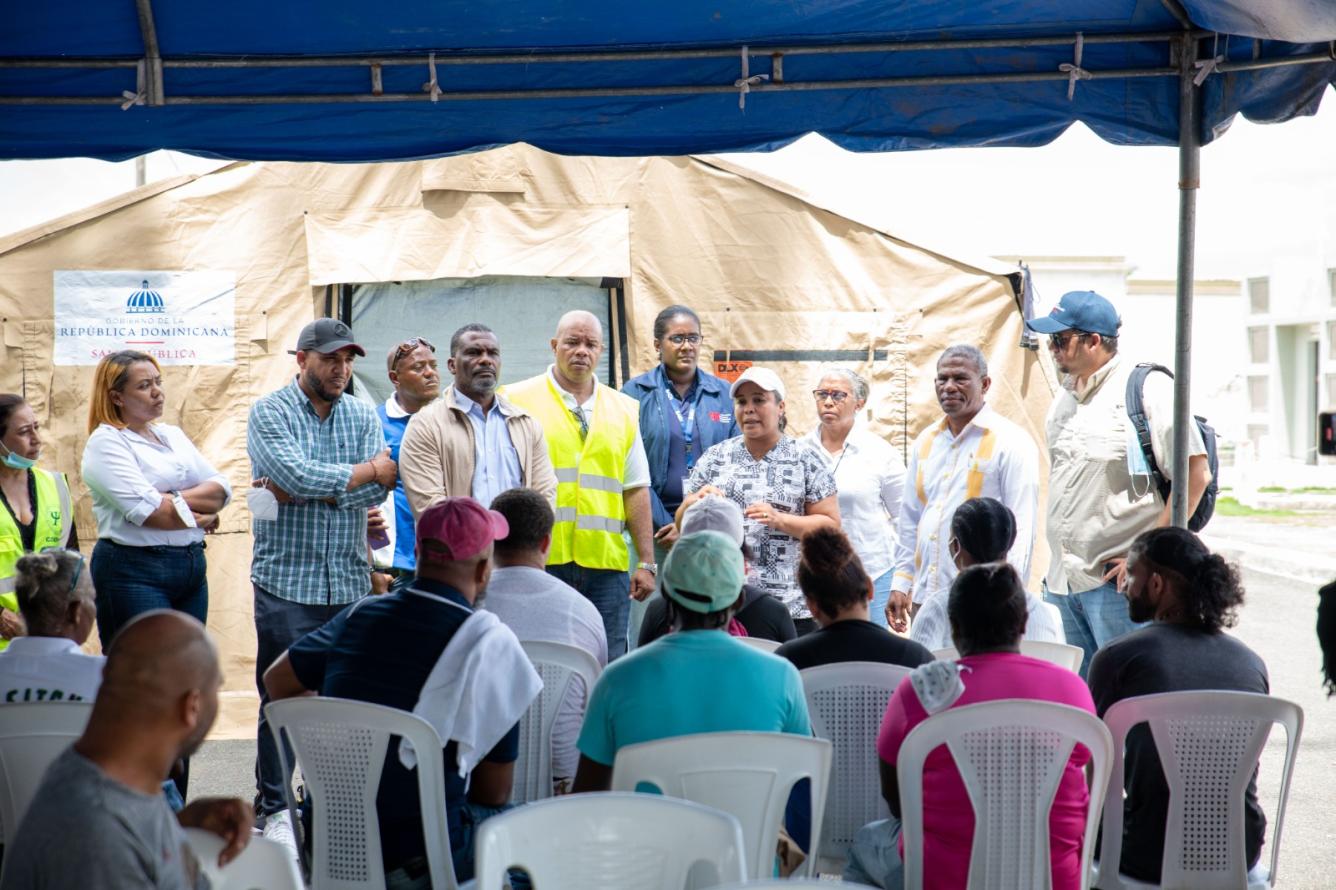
[503, 310, 656, 660]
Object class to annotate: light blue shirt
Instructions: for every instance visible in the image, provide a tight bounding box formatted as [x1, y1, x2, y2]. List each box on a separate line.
[451, 388, 523, 507]
[576, 630, 811, 767]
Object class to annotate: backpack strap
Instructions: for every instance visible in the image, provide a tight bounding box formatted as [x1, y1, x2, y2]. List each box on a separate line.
[1124, 362, 1172, 501]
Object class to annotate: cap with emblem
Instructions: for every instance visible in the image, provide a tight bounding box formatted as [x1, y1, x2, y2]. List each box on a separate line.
[289, 317, 366, 356]
[1024, 290, 1121, 338]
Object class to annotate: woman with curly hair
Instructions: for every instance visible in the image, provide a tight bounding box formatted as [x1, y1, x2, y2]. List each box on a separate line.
[1087, 526, 1269, 885]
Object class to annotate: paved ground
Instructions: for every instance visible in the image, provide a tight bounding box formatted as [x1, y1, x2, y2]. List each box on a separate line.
[190, 512, 1336, 885]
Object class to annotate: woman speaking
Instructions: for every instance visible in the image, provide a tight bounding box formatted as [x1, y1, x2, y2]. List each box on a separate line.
[81, 351, 231, 647]
[679, 367, 839, 634]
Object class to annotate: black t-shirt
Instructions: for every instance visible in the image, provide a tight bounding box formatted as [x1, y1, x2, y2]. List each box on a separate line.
[288, 578, 520, 872]
[637, 584, 797, 647]
[774, 619, 935, 671]
[1087, 623, 1270, 883]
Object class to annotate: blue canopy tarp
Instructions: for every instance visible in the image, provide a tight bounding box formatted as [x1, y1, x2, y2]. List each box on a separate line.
[1, 1, 1333, 161]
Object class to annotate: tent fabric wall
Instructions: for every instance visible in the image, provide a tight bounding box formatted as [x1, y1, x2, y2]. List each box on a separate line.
[0, 145, 1053, 736]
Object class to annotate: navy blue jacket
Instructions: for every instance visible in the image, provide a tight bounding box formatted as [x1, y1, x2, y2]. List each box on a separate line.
[623, 365, 739, 528]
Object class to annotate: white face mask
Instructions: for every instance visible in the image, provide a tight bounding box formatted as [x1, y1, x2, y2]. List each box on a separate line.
[246, 486, 279, 521]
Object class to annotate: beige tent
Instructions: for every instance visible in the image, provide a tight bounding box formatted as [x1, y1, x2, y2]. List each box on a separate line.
[0, 146, 1055, 737]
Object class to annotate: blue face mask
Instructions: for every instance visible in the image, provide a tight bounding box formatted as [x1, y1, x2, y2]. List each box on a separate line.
[0, 441, 36, 471]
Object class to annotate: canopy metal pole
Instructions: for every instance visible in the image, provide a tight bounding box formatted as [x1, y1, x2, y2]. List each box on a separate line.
[1171, 33, 1200, 528]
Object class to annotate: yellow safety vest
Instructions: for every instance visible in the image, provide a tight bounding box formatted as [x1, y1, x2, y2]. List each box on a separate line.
[0, 468, 73, 651]
[503, 374, 638, 571]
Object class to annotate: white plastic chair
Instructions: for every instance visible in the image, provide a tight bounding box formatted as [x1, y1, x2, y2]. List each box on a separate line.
[800, 661, 913, 873]
[739, 636, 781, 653]
[472, 791, 748, 889]
[1092, 691, 1303, 890]
[184, 828, 305, 890]
[514, 640, 601, 803]
[611, 731, 832, 879]
[265, 696, 458, 890]
[0, 701, 92, 847]
[933, 640, 1085, 673]
[897, 699, 1113, 890]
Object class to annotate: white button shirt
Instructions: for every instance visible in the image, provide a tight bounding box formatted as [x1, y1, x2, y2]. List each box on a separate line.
[82, 422, 232, 547]
[891, 404, 1039, 603]
[802, 424, 905, 579]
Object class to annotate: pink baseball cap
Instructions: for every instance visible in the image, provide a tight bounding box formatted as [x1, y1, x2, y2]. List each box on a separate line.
[416, 497, 509, 564]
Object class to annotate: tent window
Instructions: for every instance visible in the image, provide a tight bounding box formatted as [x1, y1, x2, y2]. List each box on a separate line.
[341, 276, 623, 407]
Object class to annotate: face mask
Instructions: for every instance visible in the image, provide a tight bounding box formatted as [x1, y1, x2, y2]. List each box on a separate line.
[0, 441, 36, 471]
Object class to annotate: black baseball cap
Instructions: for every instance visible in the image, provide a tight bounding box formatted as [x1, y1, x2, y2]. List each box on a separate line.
[289, 318, 366, 356]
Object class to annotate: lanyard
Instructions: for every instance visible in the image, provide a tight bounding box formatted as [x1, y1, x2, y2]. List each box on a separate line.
[664, 378, 699, 468]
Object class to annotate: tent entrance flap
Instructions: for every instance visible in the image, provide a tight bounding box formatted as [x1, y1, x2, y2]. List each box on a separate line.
[348, 276, 618, 406]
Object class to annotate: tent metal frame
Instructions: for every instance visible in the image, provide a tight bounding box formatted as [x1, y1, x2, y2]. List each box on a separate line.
[1, 30, 1330, 108]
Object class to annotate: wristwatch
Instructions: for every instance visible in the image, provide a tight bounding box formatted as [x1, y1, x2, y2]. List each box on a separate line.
[636, 561, 658, 575]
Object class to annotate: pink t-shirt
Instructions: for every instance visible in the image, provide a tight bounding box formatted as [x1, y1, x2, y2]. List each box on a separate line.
[876, 652, 1097, 890]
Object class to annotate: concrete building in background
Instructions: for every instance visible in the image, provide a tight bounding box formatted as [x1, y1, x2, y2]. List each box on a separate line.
[1240, 263, 1336, 467]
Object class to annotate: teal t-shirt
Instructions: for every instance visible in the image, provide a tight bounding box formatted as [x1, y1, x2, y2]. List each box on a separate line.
[577, 629, 812, 766]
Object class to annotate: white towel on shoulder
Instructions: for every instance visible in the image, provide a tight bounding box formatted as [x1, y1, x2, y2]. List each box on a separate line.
[397, 609, 543, 775]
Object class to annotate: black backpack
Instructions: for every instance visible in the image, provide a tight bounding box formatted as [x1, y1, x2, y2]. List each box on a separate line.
[1124, 362, 1219, 532]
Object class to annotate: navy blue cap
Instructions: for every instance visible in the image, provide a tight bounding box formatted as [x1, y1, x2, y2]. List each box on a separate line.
[1025, 291, 1121, 338]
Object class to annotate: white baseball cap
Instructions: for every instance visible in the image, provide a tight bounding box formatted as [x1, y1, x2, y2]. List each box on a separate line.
[729, 366, 786, 401]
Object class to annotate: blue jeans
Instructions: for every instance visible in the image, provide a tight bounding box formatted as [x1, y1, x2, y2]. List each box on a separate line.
[91, 539, 208, 649]
[253, 583, 350, 817]
[845, 816, 905, 889]
[869, 569, 893, 629]
[1044, 581, 1145, 679]
[547, 564, 631, 661]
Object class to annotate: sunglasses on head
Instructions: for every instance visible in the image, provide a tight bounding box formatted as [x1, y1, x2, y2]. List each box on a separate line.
[390, 336, 436, 367]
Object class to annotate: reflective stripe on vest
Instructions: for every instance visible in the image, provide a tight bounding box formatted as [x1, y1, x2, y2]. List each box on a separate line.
[0, 470, 72, 639]
[503, 374, 638, 570]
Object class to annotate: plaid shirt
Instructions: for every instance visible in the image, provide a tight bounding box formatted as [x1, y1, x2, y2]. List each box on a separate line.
[248, 379, 388, 605]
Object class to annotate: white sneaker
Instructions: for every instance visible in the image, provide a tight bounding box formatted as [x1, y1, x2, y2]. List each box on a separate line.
[262, 810, 300, 864]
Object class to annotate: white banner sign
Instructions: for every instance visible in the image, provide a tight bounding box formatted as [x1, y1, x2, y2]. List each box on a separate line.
[54, 270, 236, 366]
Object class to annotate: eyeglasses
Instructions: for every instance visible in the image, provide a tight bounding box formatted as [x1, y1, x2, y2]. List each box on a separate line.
[664, 334, 701, 346]
[812, 389, 850, 403]
[389, 336, 436, 369]
[1048, 331, 1088, 350]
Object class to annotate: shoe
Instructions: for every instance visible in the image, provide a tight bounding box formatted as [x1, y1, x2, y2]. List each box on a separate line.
[262, 809, 300, 864]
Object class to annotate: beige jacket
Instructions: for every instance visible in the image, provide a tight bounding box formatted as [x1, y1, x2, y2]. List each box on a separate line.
[398, 386, 557, 518]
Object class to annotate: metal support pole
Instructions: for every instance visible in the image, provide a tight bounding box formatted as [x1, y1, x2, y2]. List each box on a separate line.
[1171, 34, 1200, 528]
[134, 0, 164, 105]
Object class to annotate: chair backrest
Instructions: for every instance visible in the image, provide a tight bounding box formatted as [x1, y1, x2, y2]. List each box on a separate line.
[473, 791, 748, 890]
[265, 696, 457, 890]
[0, 701, 92, 846]
[711, 882, 834, 888]
[897, 699, 1113, 890]
[739, 637, 781, 653]
[184, 828, 305, 890]
[800, 661, 912, 868]
[1097, 691, 1303, 890]
[933, 641, 1084, 673]
[514, 639, 601, 803]
[611, 731, 832, 879]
